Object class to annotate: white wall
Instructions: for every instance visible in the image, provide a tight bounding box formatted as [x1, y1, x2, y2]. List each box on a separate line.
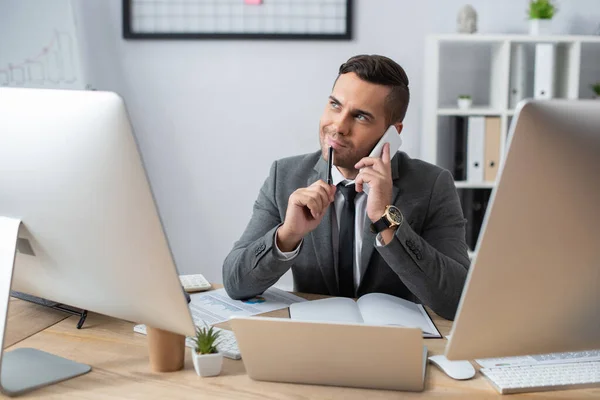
[74, 0, 600, 288]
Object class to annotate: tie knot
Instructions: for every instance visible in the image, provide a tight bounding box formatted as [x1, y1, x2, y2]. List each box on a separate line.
[337, 183, 357, 202]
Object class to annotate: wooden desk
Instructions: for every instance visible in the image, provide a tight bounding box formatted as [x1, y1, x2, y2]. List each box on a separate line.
[3, 298, 69, 348]
[3, 293, 598, 399]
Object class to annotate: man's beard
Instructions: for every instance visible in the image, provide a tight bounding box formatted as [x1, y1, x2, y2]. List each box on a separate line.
[321, 127, 361, 170]
[333, 150, 359, 170]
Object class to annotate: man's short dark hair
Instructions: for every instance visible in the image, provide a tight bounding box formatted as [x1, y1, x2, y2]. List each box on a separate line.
[337, 54, 410, 124]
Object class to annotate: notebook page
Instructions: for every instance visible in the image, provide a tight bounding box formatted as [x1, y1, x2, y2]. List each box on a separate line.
[357, 293, 441, 337]
[289, 297, 364, 323]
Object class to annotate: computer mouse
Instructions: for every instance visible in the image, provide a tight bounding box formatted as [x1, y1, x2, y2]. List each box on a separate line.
[428, 355, 476, 380]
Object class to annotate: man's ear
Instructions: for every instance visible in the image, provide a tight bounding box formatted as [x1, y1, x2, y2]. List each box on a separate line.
[393, 122, 404, 135]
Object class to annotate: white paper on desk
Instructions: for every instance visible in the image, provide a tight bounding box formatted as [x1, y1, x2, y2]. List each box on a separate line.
[188, 287, 306, 325]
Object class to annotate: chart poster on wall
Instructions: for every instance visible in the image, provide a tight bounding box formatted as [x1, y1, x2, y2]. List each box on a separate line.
[123, 0, 353, 40]
[0, 0, 85, 89]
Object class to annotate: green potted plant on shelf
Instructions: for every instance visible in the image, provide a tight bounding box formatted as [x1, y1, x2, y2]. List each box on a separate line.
[528, 0, 557, 35]
[590, 82, 600, 99]
[457, 94, 472, 110]
[190, 324, 223, 377]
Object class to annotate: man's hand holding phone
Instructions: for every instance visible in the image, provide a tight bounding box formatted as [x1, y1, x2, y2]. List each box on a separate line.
[355, 142, 394, 224]
[277, 180, 336, 252]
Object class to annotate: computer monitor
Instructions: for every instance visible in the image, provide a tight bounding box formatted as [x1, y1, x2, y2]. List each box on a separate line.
[446, 99, 600, 361]
[0, 88, 195, 395]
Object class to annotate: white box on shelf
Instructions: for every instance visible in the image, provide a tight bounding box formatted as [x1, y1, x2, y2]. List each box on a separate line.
[534, 43, 556, 99]
[509, 44, 527, 108]
[466, 116, 485, 183]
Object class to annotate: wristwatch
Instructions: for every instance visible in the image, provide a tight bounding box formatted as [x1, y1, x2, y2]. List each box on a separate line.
[370, 205, 404, 233]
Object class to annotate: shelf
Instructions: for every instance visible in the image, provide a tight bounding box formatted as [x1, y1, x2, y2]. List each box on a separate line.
[437, 108, 502, 116]
[432, 34, 600, 44]
[425, 34, 600, 269]
[454, 181, 495, 189]
[439, 108, 519, 116]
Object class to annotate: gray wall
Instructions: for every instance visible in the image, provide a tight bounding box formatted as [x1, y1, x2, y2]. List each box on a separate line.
[74, 0, 600, 288]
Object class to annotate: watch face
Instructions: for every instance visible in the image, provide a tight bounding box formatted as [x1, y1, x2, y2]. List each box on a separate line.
[387, 206, 403, 224]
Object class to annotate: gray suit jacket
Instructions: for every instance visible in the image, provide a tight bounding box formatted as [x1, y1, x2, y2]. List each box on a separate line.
[222, 151, 470, 320]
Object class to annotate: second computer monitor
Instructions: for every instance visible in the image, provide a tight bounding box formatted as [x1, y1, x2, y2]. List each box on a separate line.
[446, 99, 600, 360]
[0, 87, 195, 338]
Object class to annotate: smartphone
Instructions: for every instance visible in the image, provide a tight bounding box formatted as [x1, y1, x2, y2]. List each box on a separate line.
[363, 125, 402, 195]
[368, 125, 403, 159]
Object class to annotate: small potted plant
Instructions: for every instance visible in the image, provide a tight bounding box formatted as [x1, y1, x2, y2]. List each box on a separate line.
[190, 324, 223, 377]
[457, 95, 472, 110]
[528, 0, 556, 35]
[590, 82, 600, 99]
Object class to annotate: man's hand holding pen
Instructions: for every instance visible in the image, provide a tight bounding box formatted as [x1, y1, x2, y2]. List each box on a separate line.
[276, 147, 336, 252]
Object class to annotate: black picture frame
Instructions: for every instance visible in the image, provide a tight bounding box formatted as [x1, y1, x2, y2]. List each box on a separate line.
[123, 0, 353, 40]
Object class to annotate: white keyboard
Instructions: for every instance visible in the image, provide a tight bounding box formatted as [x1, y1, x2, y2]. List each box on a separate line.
[477, 349, 600, 368]
[481, 361, 600, 394]
[133, 324, 241, 360]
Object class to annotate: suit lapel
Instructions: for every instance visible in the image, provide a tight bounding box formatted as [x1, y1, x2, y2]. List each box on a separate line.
[358, 154, 402, 290]
[309, 157, 338, 295]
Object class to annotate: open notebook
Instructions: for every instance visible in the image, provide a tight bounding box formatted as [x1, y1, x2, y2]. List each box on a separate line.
[289, 293, 441, 338]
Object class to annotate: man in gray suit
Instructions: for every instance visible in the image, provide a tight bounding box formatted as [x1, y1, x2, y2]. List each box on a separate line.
[223, 55, 469, 320]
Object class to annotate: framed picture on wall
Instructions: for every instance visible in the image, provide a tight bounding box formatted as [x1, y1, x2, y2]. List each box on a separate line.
[123, 0, 353, 40]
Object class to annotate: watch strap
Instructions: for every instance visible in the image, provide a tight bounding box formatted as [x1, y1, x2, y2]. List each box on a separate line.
[370, 218, 390, 233]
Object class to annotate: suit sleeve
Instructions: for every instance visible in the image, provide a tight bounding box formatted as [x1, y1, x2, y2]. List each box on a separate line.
[222, 160, 298, 300]
[375, 169, 470, 320]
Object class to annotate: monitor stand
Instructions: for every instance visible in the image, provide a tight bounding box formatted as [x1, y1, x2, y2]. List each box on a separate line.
[0, 216, 91, 396]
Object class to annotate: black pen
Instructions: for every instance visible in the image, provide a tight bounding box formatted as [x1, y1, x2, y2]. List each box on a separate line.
[327, 146, 333, 185]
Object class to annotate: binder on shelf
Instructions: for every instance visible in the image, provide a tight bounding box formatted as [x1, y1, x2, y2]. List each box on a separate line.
[452, 116, 468, 181]
[534, 43, 556, 99]
[459, 189, 492, 251]
[471, 189, 491, 249]
[484, 117, 501, 182]
[466, 116, 485, 183]
[459, 189, 475, 251]
[509, 44, 527, 109]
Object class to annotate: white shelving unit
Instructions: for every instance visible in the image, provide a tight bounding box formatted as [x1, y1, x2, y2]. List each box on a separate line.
[421, 34, 600, 256]
[422, 34, 600, 169]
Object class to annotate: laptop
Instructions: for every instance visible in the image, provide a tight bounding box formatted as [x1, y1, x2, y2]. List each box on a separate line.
[229, 316, 427, 391]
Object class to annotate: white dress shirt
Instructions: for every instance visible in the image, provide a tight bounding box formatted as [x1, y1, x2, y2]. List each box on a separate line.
[274, 166, 386, 291]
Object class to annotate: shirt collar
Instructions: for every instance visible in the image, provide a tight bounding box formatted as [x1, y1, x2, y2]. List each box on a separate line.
[331, 166, 355, 187]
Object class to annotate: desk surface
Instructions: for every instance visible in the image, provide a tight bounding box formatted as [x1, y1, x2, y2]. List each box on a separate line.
[3, 291, 598, 399]
[4, 298, 69, 348]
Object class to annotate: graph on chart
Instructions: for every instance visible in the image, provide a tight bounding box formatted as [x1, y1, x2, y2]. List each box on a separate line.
[0, 0, 85, 89]
[0, 30, 78, 87]
[186, 288, 306, 325]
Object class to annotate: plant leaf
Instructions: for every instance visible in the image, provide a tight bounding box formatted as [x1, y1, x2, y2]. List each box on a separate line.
[193, 323, 222, 354]
[528, 0, 556, 19]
